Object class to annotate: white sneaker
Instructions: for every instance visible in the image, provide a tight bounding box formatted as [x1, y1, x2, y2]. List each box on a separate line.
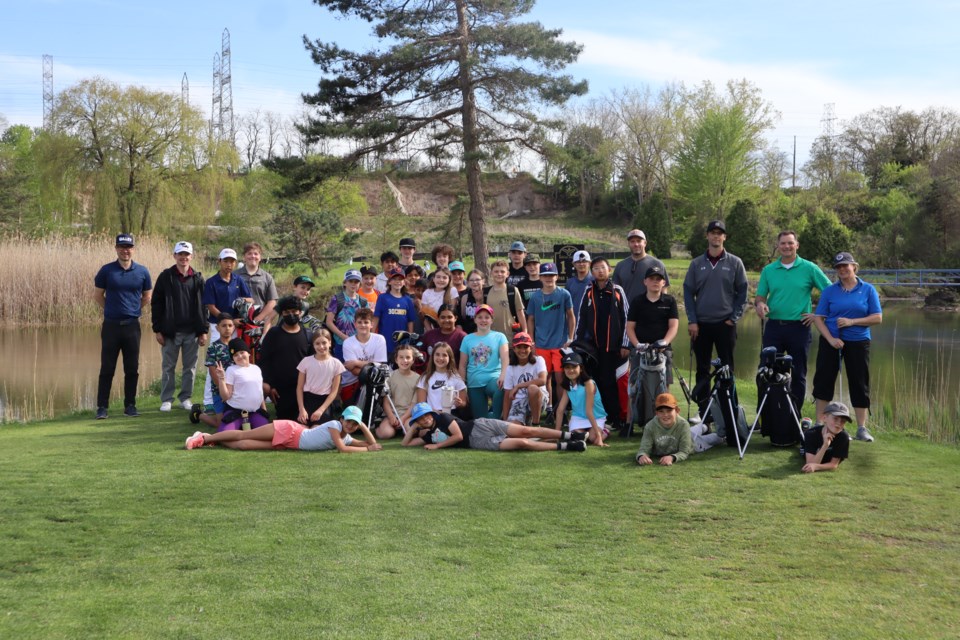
[159, 401, 173, 412]
[180, 400, 193, 411]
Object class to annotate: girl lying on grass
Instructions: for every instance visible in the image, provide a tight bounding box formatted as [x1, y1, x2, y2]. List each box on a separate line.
[185, 405, 381, 452]
[402, 403, 586, 452]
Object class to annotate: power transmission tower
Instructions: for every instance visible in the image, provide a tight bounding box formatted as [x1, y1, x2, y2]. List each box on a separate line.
[42, 54, 54, 130]
[821, 103, 836, 138]
[220, 28, 234, 145]
[211, 52, 221, 139]
[182, 72, 189, 105]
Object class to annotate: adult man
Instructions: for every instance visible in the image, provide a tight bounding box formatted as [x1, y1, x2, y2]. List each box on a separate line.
[93, 233, 153, 419]
[683, 220, 748, 388]
[612, 229, 669, 306]
[236, 242, 278, 332]
[398, 237, 417, 269]
[259, 296, 312, 420]
[151, 241, 208, 413]
[575, 257, 630, 429]
[506, 241, 528, 287]
[565, 250, 594, 325]
[755, 231, 832, 412]
[516, 253, 543, 302]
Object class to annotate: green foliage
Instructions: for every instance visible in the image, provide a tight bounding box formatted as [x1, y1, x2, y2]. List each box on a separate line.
[432, 195, 473, 258]
[724, 199, 766, 269]
[265, 200, 359, 276]
[633, 191, 672, 258]
[796, 208, 853, 266]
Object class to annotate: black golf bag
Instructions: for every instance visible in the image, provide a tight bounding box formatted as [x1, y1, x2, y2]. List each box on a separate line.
[693, 359, 748, 447]
[628, 341, 669, 435]
[355, 362, 393, 426]
[756, 347, 801, 446]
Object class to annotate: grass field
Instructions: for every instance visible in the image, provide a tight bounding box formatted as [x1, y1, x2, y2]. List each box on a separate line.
[2, 395, 958, 639]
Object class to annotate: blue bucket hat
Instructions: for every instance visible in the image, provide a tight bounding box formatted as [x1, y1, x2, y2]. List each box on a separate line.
[408, 402, 437, 429]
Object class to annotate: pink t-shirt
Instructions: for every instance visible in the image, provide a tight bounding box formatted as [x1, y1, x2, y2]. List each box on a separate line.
[296, 355, 347, 395]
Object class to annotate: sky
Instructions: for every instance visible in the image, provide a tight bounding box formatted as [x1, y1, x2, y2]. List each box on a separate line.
[2, 0, 959, 171]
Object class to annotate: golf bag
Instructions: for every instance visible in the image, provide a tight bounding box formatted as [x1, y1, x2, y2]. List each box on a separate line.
[232, 298, 265, 363]
[756, 347, 802, 446]
[355, 362, 395, 428]
[393, 330, 428, 374]
[693, 359, 748, 447]
[627, 340, 669, 436]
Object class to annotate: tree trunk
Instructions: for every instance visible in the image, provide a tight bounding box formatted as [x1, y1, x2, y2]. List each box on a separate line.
[455, 0, 490, 273]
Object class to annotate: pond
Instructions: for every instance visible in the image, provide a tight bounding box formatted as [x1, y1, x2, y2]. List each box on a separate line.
[1, 302, 958, 423]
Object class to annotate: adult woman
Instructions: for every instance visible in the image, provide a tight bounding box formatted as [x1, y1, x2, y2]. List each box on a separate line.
[812, 252, 882, 442]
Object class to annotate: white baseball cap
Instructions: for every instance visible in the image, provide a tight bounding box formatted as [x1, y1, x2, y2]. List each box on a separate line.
[573, 250, 591, 262]
[173, 241, 193, 255]
[219, 248, 238, 260]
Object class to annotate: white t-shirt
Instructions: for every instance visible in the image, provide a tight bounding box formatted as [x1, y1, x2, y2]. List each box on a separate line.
[421, 288, 459, 312]
[341, 333, 388, 385]
[224, 364, 264, 412]
[504, 356, 547, 401]
[296, 355, 347, 395]
[416, 371, 467, 412]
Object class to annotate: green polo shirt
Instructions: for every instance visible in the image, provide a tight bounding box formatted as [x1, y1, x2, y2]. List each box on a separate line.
[756, 256, 831, 321]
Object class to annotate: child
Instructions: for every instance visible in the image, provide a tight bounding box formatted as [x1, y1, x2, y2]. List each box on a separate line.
[516, 253, 543, 303]
[292, 275, 323, 335]
[358, 265, 379, 308]
[422, 267, 459, 313]
[215, 338, 270, 432]
[373, 267, 416, 359]
[186, 405, 382, 452]
[526, 262, 575, 413]
[635, 393, 694, 466]
[801, 402, 852, 473]
[554, 351, 608, 447]
[377, 344, 420, 439]
[341, 308, 388, 403]
[374, 251, 400, 293]
[459, 304, 509, 419]
[449, 260, 467, 294]
[416, 342, 468, 414]
[503, 332, 548, 425]
[325, 269, 368, 361]
[403, 403, 586, 452]
[296, 329, 346, 426]
[484, 260, 526, 340]
[458, 269, 486, 334]
[193, 313, 235, 428]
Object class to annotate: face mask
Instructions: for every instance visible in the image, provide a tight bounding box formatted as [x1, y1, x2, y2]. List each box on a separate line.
[281, 314, 300, 326]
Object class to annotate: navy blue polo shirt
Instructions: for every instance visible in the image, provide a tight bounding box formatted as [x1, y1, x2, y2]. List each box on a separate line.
[94, 261, 153, 321]
[202, 272, 252, 323]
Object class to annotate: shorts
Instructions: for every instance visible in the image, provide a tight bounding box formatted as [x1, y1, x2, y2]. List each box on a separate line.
[206, 396, 226, 415]
[340, 381, 359, 403]
[507, 396, 531, 423]
[569, 415, 608, 437]
[271, 419, 306, 450]
[468, 418, 511, 451]
[536, 348, 563, 373]
[218, 407, 271, 432]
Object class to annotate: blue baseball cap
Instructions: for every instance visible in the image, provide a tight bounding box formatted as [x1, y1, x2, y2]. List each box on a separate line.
[341, 405, 364, 424]
[343, 269, 362, 283]
[540, 262, 559, 276]
[449, 260, 466, 272]
[509, 241, 527, 252]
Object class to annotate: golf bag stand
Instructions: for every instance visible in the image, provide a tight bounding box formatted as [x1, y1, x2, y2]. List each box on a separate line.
[697, 359, 749, 456]
[356, 363, 402, 433]
[741, 348, 804, 458]
[626, 340, 669, 437]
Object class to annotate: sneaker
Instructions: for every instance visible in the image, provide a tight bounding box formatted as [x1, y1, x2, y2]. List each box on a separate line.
[95, 407, 108, 420]
[184, 431, 206, 450]
[565, 440, 587, 452]
[180, 400, 194, 411]
[159, 401, 173, 412]
[855, 426, 875, 442]
[189, 403, 203, 425]
[124, 405, 140, 417]
[568, 430, 588, 442]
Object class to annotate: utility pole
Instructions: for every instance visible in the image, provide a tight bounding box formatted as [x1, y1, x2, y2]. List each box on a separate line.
[42, 55, 54, 130]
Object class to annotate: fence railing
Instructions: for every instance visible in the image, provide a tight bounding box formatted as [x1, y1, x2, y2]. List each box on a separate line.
[835, 269, 960, 287]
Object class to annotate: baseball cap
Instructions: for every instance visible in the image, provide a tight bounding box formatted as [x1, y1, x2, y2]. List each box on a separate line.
[293, 275, 315, 287]
[509, 241, 527, 253]
[449, 260, 465, 272]
[343, 269, 362, 283]
[341, 405, 364, 424]
[627, 229, 646, 240]
[523, 253, 541, 265]
[644, 266, 665, 280]
[115, 233, 135, 247]
[359, 265, 378, 277]
[540, 262, 559, 276]
[655, 392, 679, 410]
[399, 237, 416, 248]
[475, 303, 495, 317]
[832, 252, 858, 268]
[173, 241, 193, 255]
[218, 248, 238, 260]
[228, 337, 250, 355]
[561, 351, 583, 366]
[706, 220, 727, 234]
[512, 332, 534, 346]
[386, 267, 406, 280]
[573, 250, 591, 263]
[823, 401, 853, 422]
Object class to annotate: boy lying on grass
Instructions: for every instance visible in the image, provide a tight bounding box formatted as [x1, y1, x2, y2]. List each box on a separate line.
[635, 393, 694, 466]
[185, 405, 381, 453]
[801, 401, 852, 473]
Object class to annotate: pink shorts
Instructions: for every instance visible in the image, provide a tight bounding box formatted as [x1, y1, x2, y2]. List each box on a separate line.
[536, 348, 563, 373]
[271, 419, 306, 450]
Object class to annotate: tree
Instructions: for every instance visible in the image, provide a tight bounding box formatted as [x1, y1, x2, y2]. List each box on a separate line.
[724, 199, 765, 270]
[265, 200, 359, 276]
[798, 208, 853, 267]
[299, 0, 587, 269]
[633, 191, 672, 259]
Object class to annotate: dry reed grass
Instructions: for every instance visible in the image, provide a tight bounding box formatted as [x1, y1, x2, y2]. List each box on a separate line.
[0, 234, 182, 326]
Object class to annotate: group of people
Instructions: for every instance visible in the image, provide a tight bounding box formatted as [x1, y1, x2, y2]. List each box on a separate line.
[94, 223, 880, 472]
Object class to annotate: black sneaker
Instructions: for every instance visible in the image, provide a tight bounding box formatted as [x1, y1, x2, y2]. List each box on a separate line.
[568, 430, 588, 442]
[565, 440, 587, 452]
[189, 403, 203, 425]
[95, 407, 108, 420]
[123, 405, 140, 417]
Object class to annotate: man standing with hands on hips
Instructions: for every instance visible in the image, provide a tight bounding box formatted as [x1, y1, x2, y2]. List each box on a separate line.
[755, 230, 831, 413]
[94, 234, 152, 419]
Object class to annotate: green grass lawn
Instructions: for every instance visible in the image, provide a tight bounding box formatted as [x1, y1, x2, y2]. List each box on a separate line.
[2, 399, 958, 639]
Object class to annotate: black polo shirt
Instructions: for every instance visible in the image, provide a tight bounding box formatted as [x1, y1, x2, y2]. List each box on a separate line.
[627, 293, 678, 344]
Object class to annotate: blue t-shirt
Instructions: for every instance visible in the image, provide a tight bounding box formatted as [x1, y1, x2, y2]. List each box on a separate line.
[814, 278, 882, 341]
[374, 292, 417, 354]
[94, 261, 152, 321]
[565, 273, 594, 323]
[202, 273, 252, 324]
[298, 419, 354, 451]
[460, 331, 508, 388]
[527, 288, 573, 349]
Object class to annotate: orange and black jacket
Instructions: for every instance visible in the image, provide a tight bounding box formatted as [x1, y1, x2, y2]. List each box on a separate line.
[574, 279, 630, 353]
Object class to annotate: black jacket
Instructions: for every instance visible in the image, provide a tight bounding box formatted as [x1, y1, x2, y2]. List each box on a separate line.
[574, 279, 629, 353]
[151, 265, 207, 336]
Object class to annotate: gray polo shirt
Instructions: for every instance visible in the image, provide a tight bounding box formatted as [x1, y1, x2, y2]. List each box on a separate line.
[612, 255, 669, 306]
[237, 268, 278, 307]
